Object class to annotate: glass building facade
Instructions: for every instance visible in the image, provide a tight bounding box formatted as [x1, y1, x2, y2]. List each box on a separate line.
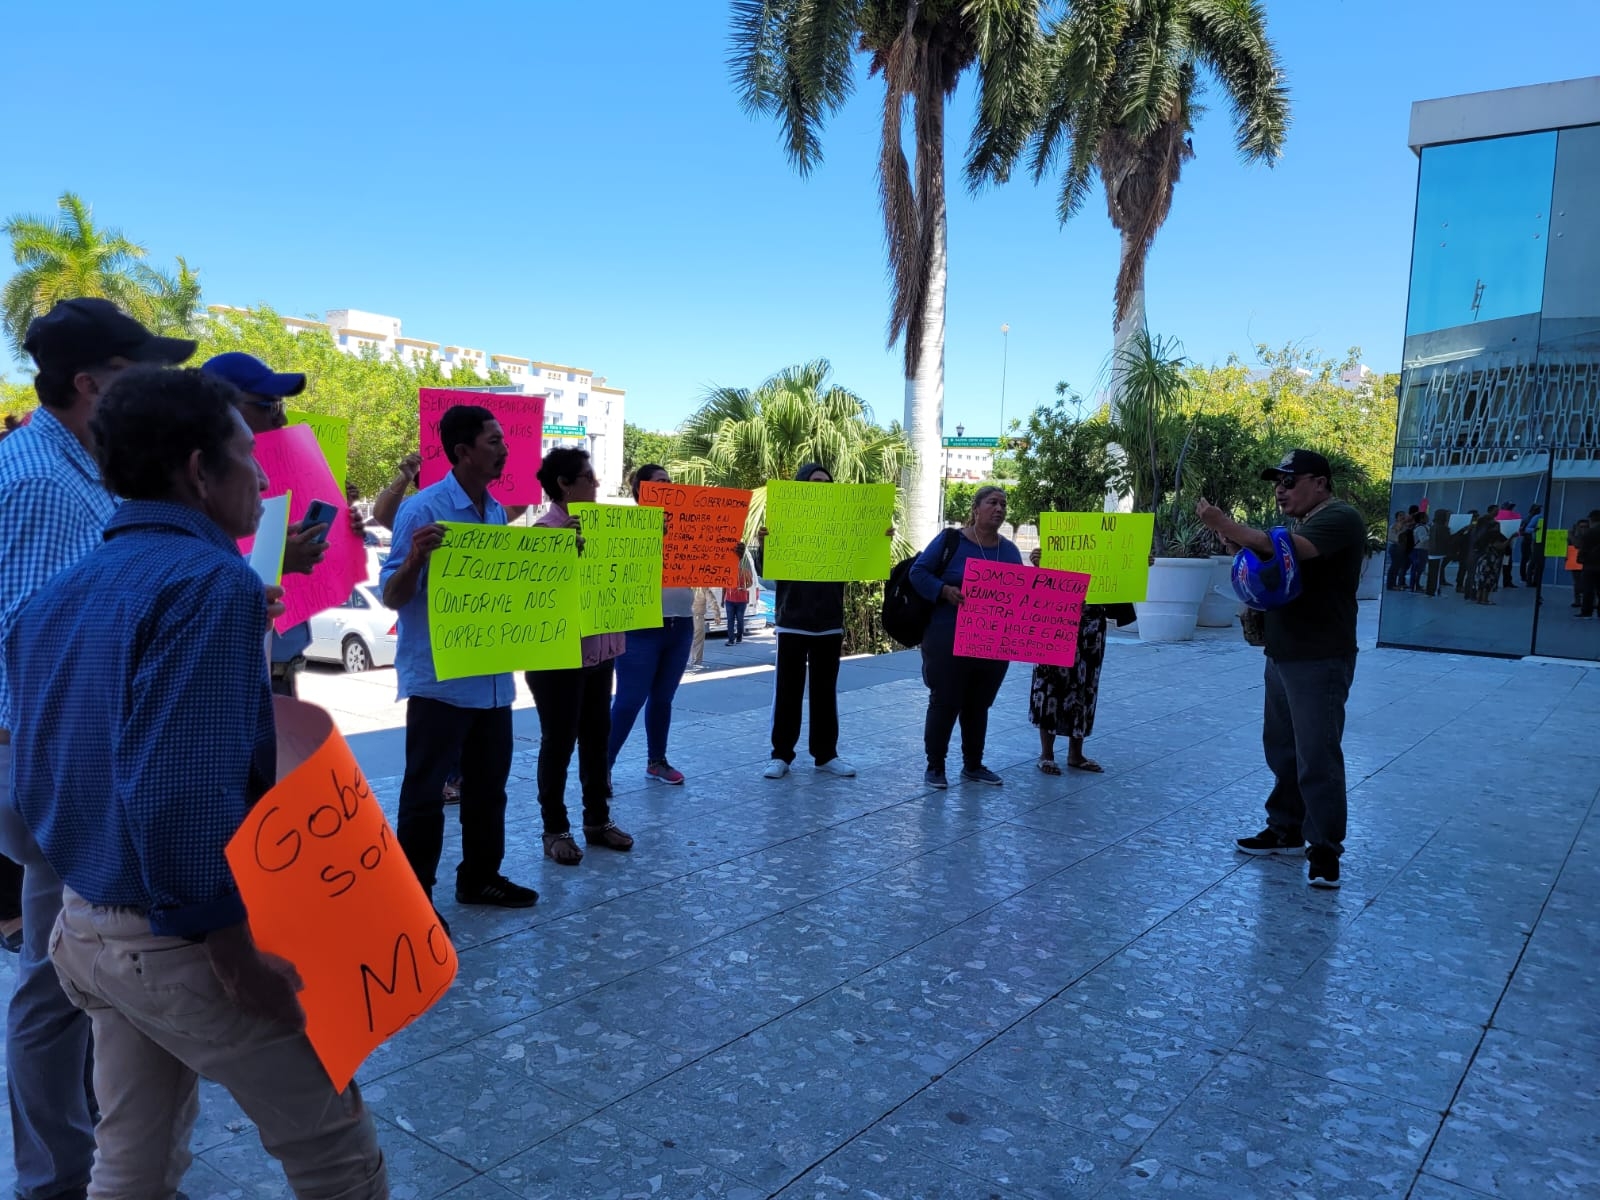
[1380, 80, 1600, 661]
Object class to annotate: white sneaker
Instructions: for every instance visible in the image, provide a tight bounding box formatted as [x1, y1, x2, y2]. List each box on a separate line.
[763, 759, 790, 779]
[816, 757, 857, 777]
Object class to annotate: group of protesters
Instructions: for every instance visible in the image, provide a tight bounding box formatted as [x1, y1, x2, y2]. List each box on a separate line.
[0, 296, 1372, 1199]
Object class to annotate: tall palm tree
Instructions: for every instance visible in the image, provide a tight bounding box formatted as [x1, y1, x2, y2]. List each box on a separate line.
[149, 255, 203, 336]
[674, 358, 913, 546]
[731, 0, 1044, 545]
[973, 0, 1289, 403]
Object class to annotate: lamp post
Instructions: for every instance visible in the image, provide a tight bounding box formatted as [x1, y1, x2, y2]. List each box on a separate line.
[941, 423, 965, 526]
[998, 323, 1010, 443]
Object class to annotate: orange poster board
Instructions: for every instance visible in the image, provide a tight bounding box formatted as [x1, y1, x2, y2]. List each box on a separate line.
[638, 481, 752, 588]
[226, 699, 456, 1091]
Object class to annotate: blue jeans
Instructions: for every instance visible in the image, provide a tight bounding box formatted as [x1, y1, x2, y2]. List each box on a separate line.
[724, 601, 748, 641]
[609, 617, 695, 766]
[0, 743, 96, 1200]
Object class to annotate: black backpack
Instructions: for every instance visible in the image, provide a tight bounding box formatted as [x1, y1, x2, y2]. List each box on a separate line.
[881, 529, 961, 648]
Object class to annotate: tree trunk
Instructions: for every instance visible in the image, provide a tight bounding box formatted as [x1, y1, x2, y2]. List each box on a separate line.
[903, 197, 947, 548]
[1105, 228, 1147, 513]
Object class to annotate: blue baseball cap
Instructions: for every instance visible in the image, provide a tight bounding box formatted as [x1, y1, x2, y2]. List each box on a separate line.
[200, 352, 306, 398]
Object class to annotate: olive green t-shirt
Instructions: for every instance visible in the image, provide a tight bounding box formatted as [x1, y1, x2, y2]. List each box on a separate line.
[1264, 499, 1367, 662]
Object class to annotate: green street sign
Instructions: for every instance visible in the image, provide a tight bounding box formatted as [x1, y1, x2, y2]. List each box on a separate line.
[544, 424, 587, 437]
[942, 436, 1002, 448]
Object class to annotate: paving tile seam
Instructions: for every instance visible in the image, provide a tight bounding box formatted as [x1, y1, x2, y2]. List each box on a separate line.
[1411, 781, 1600, 1187]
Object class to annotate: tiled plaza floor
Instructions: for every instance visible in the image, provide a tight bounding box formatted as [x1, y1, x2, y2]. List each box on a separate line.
[9, 604, 1600, 1199]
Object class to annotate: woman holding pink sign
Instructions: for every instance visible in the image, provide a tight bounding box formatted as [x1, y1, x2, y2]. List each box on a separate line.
[909, 485, 1023, 790]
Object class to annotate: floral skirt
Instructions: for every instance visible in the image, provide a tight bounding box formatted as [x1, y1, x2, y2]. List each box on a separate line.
[1029, 612, 1108, 740]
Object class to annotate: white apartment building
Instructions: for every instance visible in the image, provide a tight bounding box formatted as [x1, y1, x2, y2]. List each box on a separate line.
[216, 306, 627, 491]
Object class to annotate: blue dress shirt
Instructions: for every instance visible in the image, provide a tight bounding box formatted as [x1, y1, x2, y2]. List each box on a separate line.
[3, 502, 276, 938]
[0, 407, 118, 731]
[379, 471, 516, 709]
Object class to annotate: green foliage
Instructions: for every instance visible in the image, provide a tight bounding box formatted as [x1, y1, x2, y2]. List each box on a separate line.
[2, 192, 197, 355]
[676, 359, 914, 655]
[675, 359, 914, 548]
[621, 423, 680, 493]
[968, 0, 1289, 331]
[1010, 392, 1114, 526]
[731, 1, 1045, 374]
[0, 376, 33, 420]
[193, 307, 511, 497]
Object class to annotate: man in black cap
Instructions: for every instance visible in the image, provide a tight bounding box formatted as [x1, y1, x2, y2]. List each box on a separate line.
[200, 352, 347, 697]
[0, 298, 194, 1200]
[1196, 449, 1367, 890]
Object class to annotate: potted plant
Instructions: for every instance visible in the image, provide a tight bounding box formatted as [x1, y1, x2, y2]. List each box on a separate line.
[1110, 332, 1213, 642]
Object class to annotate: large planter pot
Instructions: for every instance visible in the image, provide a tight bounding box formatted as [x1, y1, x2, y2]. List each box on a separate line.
[1196, 554, 1238, 627]
[1134, 557, 1214, 642]
[1356, 553, 1383, 600]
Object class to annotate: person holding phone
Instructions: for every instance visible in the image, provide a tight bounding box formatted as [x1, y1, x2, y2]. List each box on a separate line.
[201, 353, 364, 696]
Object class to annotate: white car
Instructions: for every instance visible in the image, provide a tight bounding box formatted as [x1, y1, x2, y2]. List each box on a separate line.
[306, 583, 398, 673]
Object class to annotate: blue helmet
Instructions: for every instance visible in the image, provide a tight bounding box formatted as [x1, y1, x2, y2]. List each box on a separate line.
[1232, 527, 1302, 611]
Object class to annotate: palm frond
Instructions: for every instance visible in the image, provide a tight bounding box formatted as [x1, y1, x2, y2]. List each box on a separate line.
[1188, 0, 1289, 162]
[963, 0, 1047, 190]
[729, 0, 860, 173]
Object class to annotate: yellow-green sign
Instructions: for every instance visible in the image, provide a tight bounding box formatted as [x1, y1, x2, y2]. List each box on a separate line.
[762, 480, 896, 582]
[428, 523, 582, 679]
[286, 411, 350, 492]
[1545, 528, 1569, 561]
[568, 503, 664, 634]
[1037, 512, 1155, 603]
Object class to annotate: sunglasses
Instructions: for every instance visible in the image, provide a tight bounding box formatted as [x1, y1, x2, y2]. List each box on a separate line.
[245, 396, 286, 416]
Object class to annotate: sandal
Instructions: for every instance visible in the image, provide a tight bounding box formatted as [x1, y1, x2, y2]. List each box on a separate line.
[1066, 756, 1104, 773]
[542, 832, 584, 865]
[583, 821, 635, 852]
[1036, 757, 1063, 776]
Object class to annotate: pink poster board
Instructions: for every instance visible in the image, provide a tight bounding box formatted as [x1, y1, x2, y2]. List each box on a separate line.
[953, 559, 1090, 667]
[417, 389, 545, 505]
[244, 426, 369, 633]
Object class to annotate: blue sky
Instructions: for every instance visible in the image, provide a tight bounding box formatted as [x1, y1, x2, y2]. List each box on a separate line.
[5, 1, 1599, 434]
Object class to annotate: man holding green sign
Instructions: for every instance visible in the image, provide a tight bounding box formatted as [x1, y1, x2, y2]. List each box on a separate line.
[380, 404, 540, 917]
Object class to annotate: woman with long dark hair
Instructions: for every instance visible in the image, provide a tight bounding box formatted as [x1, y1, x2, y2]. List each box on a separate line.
[526, 448, 633, 865]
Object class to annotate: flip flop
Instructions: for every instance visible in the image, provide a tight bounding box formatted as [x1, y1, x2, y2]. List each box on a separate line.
[1036, 757, 1063, 776]
[1067, 757, 1104, 773]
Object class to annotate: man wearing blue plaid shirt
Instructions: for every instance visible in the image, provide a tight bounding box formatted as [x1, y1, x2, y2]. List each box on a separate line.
[0, 300, 194, 1200]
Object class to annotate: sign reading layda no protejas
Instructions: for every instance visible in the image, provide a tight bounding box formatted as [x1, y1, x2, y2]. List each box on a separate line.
[427, 523, 582, 678]
[1037, 511, 1154, 603]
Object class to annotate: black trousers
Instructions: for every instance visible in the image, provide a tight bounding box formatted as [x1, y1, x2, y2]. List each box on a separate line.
[771, 633, 842, 765]
[1262, 655, 1355, 858]
[1581, 567, 1600, 617]
[526, 661, 614, 835]
[919, 620, 1010, 771]
[0, 853, 19, 922]
[396, 697, 512, 896]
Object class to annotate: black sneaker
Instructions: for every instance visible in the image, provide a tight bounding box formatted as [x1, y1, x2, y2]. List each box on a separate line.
[1308, 854, 1342, 890]
[960, 766, 1003, 786]
[456, 874, 539, 908]
[924, 766, 948, 790]
[1235, 826, 1304, 855]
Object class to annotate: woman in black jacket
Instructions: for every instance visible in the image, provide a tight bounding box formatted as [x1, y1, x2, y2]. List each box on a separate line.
[753, 462, 891, 780]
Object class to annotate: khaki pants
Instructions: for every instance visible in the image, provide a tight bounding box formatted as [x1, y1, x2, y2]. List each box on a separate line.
[689, 588, 719, 665]
[49, 891, 387, 1200]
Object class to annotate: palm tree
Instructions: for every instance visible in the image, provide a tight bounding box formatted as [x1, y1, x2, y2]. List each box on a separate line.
[973, 0, 1289, 402]
[1, 192, 178, 355]
[731, 0, 1044, 546]
[149, 255, 203, 336]
[674, 358, 913, 543]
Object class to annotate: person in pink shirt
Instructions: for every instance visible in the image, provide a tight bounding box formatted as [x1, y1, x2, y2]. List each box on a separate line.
[1494, 500, 1522, 589]
[527, 448, 634, 865]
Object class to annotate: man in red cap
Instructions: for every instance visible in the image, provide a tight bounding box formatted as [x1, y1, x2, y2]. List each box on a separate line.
[0, 298, 194, 1200]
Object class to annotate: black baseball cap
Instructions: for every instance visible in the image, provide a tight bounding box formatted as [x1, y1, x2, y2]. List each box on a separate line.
[1260, 449, 1333, 483]
[201, 352, 306, 397]
[21, 298, 196, 374]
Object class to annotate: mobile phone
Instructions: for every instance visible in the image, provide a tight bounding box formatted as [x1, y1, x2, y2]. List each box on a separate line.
[300, 499, 339, 544]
